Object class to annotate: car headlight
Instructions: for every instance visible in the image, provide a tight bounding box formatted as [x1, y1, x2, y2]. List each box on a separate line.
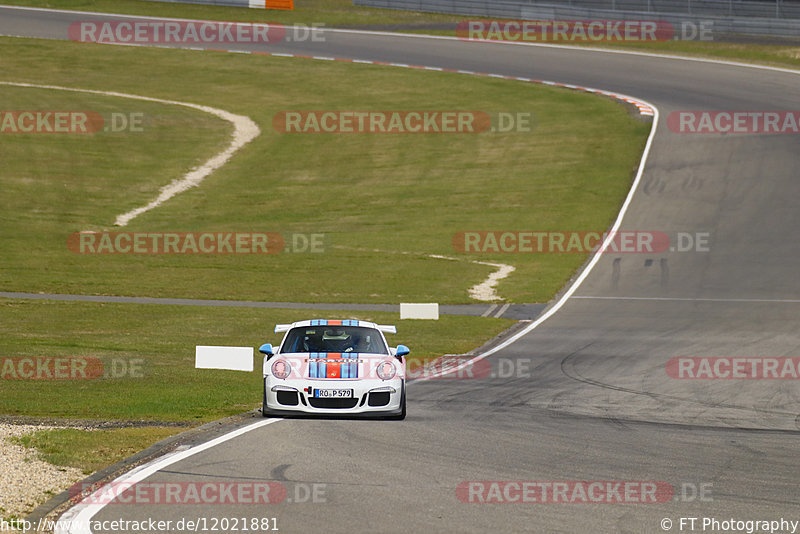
[271, 359, 291, 379]
[376, 360, 396, 380]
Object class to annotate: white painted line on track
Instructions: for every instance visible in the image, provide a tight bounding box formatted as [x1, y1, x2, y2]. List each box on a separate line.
[412, 100, 660, 381]
[494, 303, 511, 318]
[56, 419, 282, 534]
[481, 304, 499, 317]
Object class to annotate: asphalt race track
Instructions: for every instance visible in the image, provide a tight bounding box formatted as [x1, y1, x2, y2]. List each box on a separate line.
[2, 7, 800, 533]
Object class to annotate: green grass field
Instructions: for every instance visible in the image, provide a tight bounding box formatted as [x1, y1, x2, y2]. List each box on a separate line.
[0, 298, 512, 420]
[0, 37, 650, 305]
[11, 426, 182, 474]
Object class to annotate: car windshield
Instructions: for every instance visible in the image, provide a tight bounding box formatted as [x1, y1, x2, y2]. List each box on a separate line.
[280, 326, 388, 354]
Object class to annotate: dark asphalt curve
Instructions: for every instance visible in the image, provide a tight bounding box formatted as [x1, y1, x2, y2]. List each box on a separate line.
[2, 7, 800, 533]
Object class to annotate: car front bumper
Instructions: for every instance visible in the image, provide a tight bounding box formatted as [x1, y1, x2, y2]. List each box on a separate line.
[263, 377, 404, 417]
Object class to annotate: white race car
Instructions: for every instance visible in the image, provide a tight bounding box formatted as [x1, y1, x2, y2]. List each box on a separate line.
[259, 319, 407, 419]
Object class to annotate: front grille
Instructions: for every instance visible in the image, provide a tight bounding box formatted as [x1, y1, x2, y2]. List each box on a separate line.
[308, 397, 359, 409]
[276, 391, 299, 406]
[367, 392, 390, 407]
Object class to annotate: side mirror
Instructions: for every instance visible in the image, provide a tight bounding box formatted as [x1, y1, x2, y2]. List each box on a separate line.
[258, 343, 273, 356]
[395, 345, 410, 357]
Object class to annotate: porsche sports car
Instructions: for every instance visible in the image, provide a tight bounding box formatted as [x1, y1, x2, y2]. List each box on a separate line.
[259, 319, 408, 419]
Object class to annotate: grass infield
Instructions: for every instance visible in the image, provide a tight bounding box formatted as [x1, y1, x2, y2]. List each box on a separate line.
[0, 36, 650, 305]
[0, 299, 513, 420]
[11, 426, 182, 474]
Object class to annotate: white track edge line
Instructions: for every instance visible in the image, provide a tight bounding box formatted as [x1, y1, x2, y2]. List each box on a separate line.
[56, 419, 282, 534]
[412, 100, 660, 382]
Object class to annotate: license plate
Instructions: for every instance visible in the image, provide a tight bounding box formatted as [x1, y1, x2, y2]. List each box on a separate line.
[313, 389, 353, 398]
